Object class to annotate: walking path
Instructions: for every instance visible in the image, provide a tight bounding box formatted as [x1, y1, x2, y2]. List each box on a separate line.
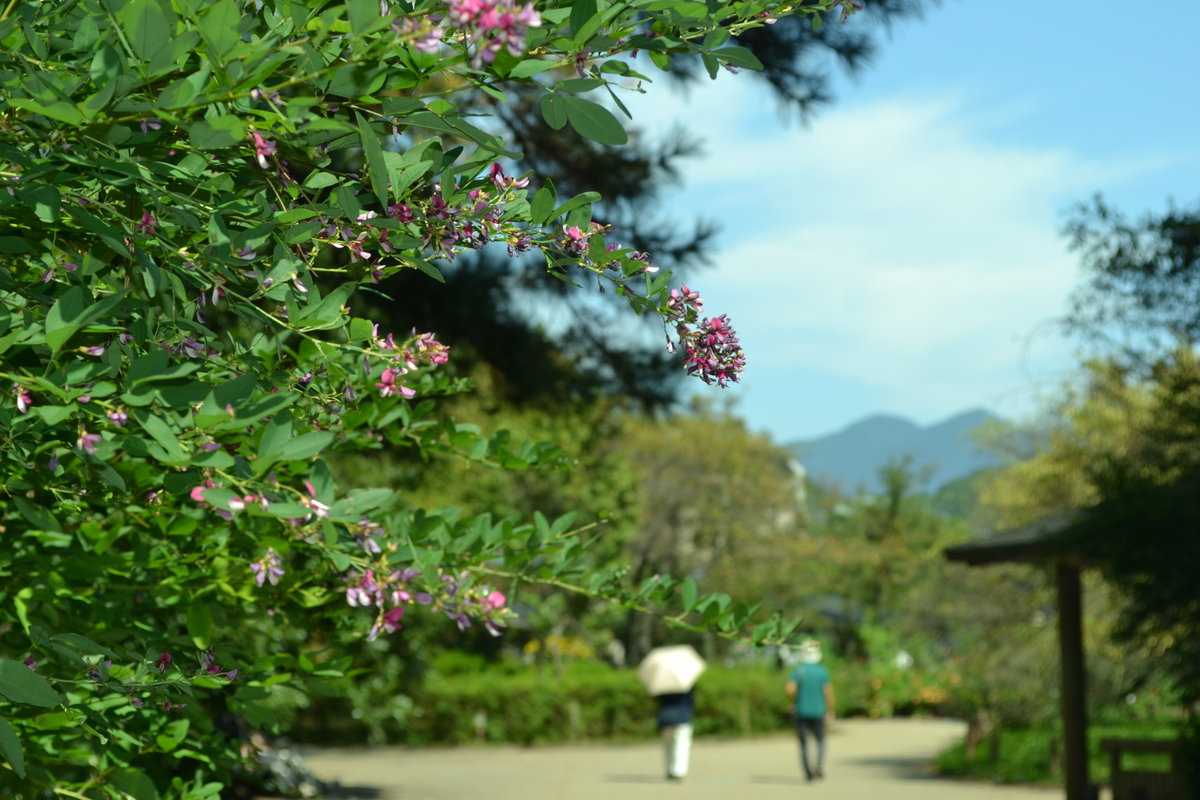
[296, 718, 1065, 800]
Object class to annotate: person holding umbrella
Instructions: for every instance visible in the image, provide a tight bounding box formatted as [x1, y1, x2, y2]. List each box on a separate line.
[637, 645, 706, 781]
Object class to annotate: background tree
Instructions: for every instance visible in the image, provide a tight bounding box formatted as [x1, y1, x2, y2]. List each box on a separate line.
[613, 401, 807, 661]
[1064, 195, 1200, 363]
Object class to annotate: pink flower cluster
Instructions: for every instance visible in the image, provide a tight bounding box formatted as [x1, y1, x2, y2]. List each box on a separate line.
[370, 325, 450, 399]
[305, 163, 525, 272]
[445, 0, 541, 68]
[346, 568, 512, 640]
[391, 16, 445, 54]
[346, 568, 433, 641]
[664, 284, 746, 387]
[554, 222, 658, 276]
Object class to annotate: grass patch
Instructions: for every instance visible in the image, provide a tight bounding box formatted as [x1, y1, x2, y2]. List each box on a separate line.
[934, 720, 1180, 785]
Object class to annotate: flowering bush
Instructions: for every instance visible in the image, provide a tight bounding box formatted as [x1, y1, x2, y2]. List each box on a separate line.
[0, 0, 857, 794]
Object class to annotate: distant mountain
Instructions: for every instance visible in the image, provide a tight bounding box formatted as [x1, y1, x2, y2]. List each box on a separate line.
[788, 409, 1003, 494]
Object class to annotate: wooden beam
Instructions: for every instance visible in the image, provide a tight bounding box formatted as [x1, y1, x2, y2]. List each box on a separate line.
[1057, 563, 1090, 800]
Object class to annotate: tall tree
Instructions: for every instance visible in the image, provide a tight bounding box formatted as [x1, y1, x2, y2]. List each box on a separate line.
[1064, 195, 1200, 363]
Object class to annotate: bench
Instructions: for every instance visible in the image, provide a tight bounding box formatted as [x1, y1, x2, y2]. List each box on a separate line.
[1100, 738, 1185, 800]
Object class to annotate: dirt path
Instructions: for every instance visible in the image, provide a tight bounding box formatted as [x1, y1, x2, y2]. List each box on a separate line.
[294, 719, 1064, 800]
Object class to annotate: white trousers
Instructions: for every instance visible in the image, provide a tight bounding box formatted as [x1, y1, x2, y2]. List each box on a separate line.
[662, 723, 693, 778]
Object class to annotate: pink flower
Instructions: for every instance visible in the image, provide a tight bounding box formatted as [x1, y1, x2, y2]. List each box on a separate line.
[77, 431, 101, 454]
[13, 384, 32, 414]
[135, 211, 157, 235]
[251, 132, 277, 169]
[375, 367, 415, 399]
[155, 652, 173, 672]
[484, 590, 506, 609]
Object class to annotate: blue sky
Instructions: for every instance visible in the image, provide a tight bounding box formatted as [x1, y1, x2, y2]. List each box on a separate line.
[620, 0, 1200, 443]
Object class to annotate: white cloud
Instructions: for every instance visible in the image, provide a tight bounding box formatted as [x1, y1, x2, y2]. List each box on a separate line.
[619, 76, 1179, 437]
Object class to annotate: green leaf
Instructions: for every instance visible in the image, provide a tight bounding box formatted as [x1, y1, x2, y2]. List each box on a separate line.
[7, 98, 85, 126]
[302, 171, 339, 190]
[0, 236, 33, 254]
[44, 285, 89, 353]
[562, 96, 627, 145]
[0, 659, 61, 707]
[111, 767, 160, 800]
[187, 603, 214, 650]
[554, 77, 604, 94]
[529, 182, 556, 225]
[274, 208, 319, 224]
[680, 576, 698, 610]
[118, 0, 172, 61]
[197, 0, 240, 59]
[12, 498, 61, 532]
[90, 42, 123, 85]
[158, 67, 211, 109]
[226, 393, 295, 430]
[294, 282, 356, 329]
[570, 0, 597, 39]
[274, 431, 335, 464]
[411, 258, 445, 283]
[50, 634, 116, 658]
[0, 716, 24, 778]
[539, 93, 568, 130]
[358, 115, 389, 209]
[135, 412, 186, 463]
[713, 45, 763, 71]
[510, 59, 558, 79]
[155, 719, 189, 753]
[189, 115, 246, 150]
[127, 350, 169, 384]
[44, 287, 126, 353]
[550, 190, 600, 223]
[256, 411, 293, 470]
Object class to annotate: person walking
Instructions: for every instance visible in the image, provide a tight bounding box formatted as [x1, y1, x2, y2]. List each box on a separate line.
[785, 639, 835, 781]
[638, 645, 706, 782]
[656, 688, 695, 781]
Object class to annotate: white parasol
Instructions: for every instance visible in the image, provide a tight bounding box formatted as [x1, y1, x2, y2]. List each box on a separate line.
[637, 645, 706, 696]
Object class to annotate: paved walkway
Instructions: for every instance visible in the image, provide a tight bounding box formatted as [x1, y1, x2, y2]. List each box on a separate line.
[296, 719, 1065, 800]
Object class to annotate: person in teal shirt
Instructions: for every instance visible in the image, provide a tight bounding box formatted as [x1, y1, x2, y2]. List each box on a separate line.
[785, 639, 835, 781]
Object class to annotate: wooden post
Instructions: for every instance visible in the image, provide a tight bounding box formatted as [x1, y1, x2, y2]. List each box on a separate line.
[1057, 563, 1090, 800]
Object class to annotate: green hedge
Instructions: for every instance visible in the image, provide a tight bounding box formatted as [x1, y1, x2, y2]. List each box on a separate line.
[282, 656, 961, 747]
[400, 662, 796, 747]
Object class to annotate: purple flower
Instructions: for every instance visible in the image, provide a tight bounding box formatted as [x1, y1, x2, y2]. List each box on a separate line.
[23, 656, 36, 671]
[155, 652, 173, 672]
[77, 431, 101, 454]
[250, 549, 285, 587]
[140, 118, 162, 134]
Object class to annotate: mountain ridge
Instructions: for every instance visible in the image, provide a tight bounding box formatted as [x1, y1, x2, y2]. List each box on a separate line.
[788, 408, 1003, 493]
